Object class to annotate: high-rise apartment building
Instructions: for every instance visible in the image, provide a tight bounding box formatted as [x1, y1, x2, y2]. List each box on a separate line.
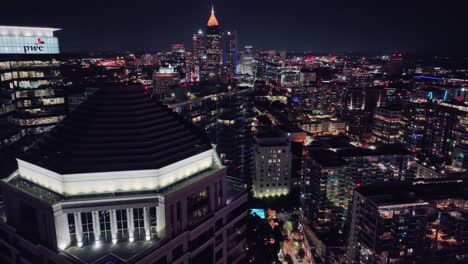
[424, 101, 468, 167]
[216, 106, 255, 182]
[342, 85, 384, 139]
[302, 137, 415, 237]
[400, 98, 428, 152]
[252, 128, 292, 198]
[372, 106, 402, 144]
[239, 46, 254, 76]
[302, 150, 349, 234]
[0, 26, 66, 148]
[347, 178, 468, 264]
[0, 85, 248, 264]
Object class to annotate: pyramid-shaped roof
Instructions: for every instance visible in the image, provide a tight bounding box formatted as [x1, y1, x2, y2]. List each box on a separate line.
[20, 84, 212, 174]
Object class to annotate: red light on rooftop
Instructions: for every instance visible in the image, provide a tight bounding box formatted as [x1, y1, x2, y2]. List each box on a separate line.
[356, 183, 362, 187]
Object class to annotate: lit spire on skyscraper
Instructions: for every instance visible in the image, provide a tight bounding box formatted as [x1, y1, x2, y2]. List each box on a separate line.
[207, 6, 219, 27]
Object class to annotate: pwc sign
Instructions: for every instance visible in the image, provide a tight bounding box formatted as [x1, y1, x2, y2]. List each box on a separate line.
[23, 38, 46, 53]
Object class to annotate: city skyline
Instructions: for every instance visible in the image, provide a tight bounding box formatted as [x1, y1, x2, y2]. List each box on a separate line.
[0, 2, 467, 263]
[2, 0, 468, 54]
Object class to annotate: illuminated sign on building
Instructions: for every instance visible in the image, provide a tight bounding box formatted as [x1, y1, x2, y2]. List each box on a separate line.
[0, 36, 59, 54]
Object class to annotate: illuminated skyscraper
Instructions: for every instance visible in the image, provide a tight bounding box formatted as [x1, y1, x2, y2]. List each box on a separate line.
[239, 46, 254, 76]
[223, 30, 238, 77]
[192, 29, 206, 81]
[203, 7, 222, 80]
[0, 26, 66, 148]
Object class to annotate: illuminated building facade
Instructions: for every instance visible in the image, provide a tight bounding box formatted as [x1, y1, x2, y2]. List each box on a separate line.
[166, 86, 252, 144]
[347, 179, 468, 264]
[152, 65, 180, 99]
[0, 26, 65, 148]
[203, 7, 222, 80]
[452, 105, 468, 169]
[336, 144, 415, 186]
[216, 108, 255, 181]
[302, 150, 349, 234]
[342, 86, 383, 139]
[0, 85, 248, 264]
[371, 107, 402, 144]
[192, 29, 206, 81]
[400, 99, 428, 152]
[302, 137, 415, 241]
[279, 67, 301, 87]
[252, 128, 292, 198]
[222, 30, 238, 77]
[424, 101, 468, 167]
[239, 46, 254, 76]
[299, 118, 346, 136]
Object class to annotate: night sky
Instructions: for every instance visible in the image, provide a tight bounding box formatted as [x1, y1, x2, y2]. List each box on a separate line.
[3, 0, 468, 54]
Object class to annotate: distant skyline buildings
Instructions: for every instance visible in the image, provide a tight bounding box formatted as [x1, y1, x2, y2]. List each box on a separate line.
[2, 1, 467, 54]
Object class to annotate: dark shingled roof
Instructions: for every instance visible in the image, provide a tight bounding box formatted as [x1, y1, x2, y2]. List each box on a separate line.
[19, 84, 212, 174]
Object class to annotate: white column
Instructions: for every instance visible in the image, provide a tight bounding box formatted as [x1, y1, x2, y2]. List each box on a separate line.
[143, 207, 151, 241]
[54, 213, 71, 250]
[127, 208, 135, 242]
[74, 213, 83, 247]
[110, 210, 118, 244]
[92, 211, 101, 244]
[156, 198, 166, 239]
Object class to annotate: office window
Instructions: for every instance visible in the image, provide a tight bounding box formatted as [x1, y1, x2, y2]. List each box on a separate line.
[116, 209, 128, 241]
[99, 211, 112, 242]
[81, 212, 94, 245]
[133, 208, 145, 240]
[67, 214, 77, 245]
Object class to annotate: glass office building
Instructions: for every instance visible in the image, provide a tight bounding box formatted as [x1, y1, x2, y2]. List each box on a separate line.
[0, 26, 65, 148]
